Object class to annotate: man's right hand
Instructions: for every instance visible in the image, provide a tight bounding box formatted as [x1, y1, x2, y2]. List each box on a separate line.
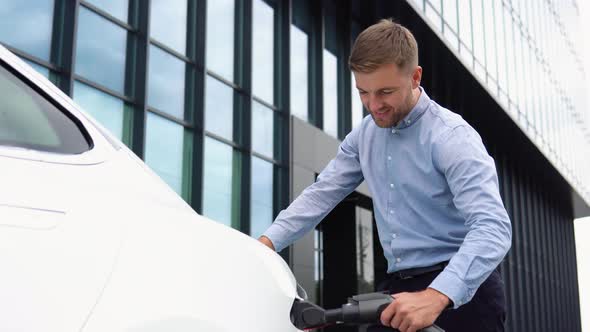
[258, 236, 276, 251]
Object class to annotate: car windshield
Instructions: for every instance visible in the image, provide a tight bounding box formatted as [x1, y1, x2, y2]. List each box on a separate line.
[0, 62, 91, 154]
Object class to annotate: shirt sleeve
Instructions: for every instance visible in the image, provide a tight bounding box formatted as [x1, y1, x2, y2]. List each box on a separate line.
[428, 125, 512, 308]
[262, 128, 365, 252]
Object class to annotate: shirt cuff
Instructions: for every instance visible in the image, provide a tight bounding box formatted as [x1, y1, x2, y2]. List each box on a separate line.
[262, 224, 288, 252]
[428, 269, 471, 309]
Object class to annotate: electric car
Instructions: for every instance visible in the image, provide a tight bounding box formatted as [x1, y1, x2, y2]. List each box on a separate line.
[0, 44, 301, 332]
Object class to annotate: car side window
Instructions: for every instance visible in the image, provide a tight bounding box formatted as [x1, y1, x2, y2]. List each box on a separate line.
[0, 63, 91, 154]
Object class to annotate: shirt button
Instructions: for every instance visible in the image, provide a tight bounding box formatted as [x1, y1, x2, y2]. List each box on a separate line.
[406, 119, 411, 124]
[392, 233, 397, 239]
[390, 183, 394, 188]
[396, 257, 402, 263]
[387, 156, 391, 160]
[389, 210, 394, 214]
[391, 129, 397, 134]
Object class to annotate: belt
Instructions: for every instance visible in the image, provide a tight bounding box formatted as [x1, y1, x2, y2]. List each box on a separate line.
[389, 261, 449, 280]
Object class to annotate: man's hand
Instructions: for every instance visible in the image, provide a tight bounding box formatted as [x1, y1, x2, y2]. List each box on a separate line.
[380, 288, 450, 332]
[258, 235, 276, 251]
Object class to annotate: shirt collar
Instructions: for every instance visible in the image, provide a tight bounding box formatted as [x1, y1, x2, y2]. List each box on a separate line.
[393, 86, 430, 130]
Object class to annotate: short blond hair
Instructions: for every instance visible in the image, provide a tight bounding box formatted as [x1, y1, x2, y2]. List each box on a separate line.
[348, 19, 419, 73]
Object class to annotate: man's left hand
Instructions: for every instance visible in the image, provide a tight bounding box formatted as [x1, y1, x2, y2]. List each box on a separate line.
[380, 287, 450, 332]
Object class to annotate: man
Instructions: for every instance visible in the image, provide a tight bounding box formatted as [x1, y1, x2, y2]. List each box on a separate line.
[259, 19, 511, 332]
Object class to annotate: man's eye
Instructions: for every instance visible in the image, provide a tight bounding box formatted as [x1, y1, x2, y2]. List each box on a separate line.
[381, 90, 393, 95]
[358, 91, 367, 95]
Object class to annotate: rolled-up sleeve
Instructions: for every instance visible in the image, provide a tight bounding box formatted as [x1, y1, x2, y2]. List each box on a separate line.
[429, 125, 512, 308]
[262, 128, 365, 252]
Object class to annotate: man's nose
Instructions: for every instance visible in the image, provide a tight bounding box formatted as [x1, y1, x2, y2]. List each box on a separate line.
[367, 95, 384, 112]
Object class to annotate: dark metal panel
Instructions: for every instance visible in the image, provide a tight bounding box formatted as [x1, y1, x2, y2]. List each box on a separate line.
[500, 156, 516, 332]
[522, 171, 536, 331]
[511, 162, 526, 332]
[51, 0, 79, 95]
[518, 165, 533, 331]
[531, 178, 544, 332]
[187, 0, 207, 213]
[540, 184, 551, 331]
[551, 197, 559, 331]
[235, 0, 253, 233]
[275, 0, 292, 263]
[544, 190, 556, 331]
[571, 219, 583, 332]
[337, 0, 352, 138]
[308, 0, 324, 129]
[126, 0, 150, 159]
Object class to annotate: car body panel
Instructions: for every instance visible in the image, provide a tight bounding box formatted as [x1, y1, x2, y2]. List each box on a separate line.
[0, 44, 301, 332]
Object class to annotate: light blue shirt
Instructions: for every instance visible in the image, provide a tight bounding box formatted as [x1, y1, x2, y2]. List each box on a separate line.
[263, 87, 512, 308]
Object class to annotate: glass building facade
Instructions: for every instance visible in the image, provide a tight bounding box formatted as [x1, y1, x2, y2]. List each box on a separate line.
[409, 0, 590, 209]
[0, 0, 294, 238]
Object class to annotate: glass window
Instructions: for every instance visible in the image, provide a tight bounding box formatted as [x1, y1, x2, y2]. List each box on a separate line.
[514, 29, 525, 111]
[73, 81, 124, 139]
[144, 113, 186, 195]
[351, 73, 364, 129]
[205, 75, 233, 140]
[356, 206, 374, 294]
[538, 69, 546, 142]
[22, 59, 50, 78]
[252, 101, 274, 158]
[514, 28, 529, 112]
[459, 45, 472, 69]
[471, 0, 485, 65]
[443, 0, 458, 33]
[250, 156, 273, 239]
[408, 0, 424, 12]
[0, 0, 54, 61]
[313, 228, 324, 305]
[505, 17, 517, 108]
[458, 0, 472, 51]
[150, 0, 187, 54]
[483, 0, 497, 80]
[206, 0, 235, 81]
[527, 46, 537, 132]
[290, 25, 308, 121]
[75, 7, 127, 93]
[428, 0, 442, 13]
[494, 0, 506, 91]
[252, 0, 274, 104]
[443, 25, 459, 51]
[425, 0, 442, 32]
[203, 137, 234, 227]
[323, 50, 338, 138]
[85, 0, 128, 22]
[0, 64, 90, 154]
[148, 45, 186, 119]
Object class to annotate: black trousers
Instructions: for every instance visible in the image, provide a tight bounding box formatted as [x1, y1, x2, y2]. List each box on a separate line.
[367, 268, 506, 332]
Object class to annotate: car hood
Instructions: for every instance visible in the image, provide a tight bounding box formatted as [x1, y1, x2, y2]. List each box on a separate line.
[83, 204, 299, 332]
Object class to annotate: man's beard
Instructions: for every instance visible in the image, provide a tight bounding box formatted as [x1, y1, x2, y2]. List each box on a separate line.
[369, 96, 413, 128]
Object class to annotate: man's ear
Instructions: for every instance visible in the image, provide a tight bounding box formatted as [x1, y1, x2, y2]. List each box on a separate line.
[411, 66, 422, 88]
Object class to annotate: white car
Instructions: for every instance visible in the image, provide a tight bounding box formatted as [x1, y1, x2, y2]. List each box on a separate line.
[0, 44, 302, 332]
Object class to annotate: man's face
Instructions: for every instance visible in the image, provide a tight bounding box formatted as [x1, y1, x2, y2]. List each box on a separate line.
[353, 63, 422, 128]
